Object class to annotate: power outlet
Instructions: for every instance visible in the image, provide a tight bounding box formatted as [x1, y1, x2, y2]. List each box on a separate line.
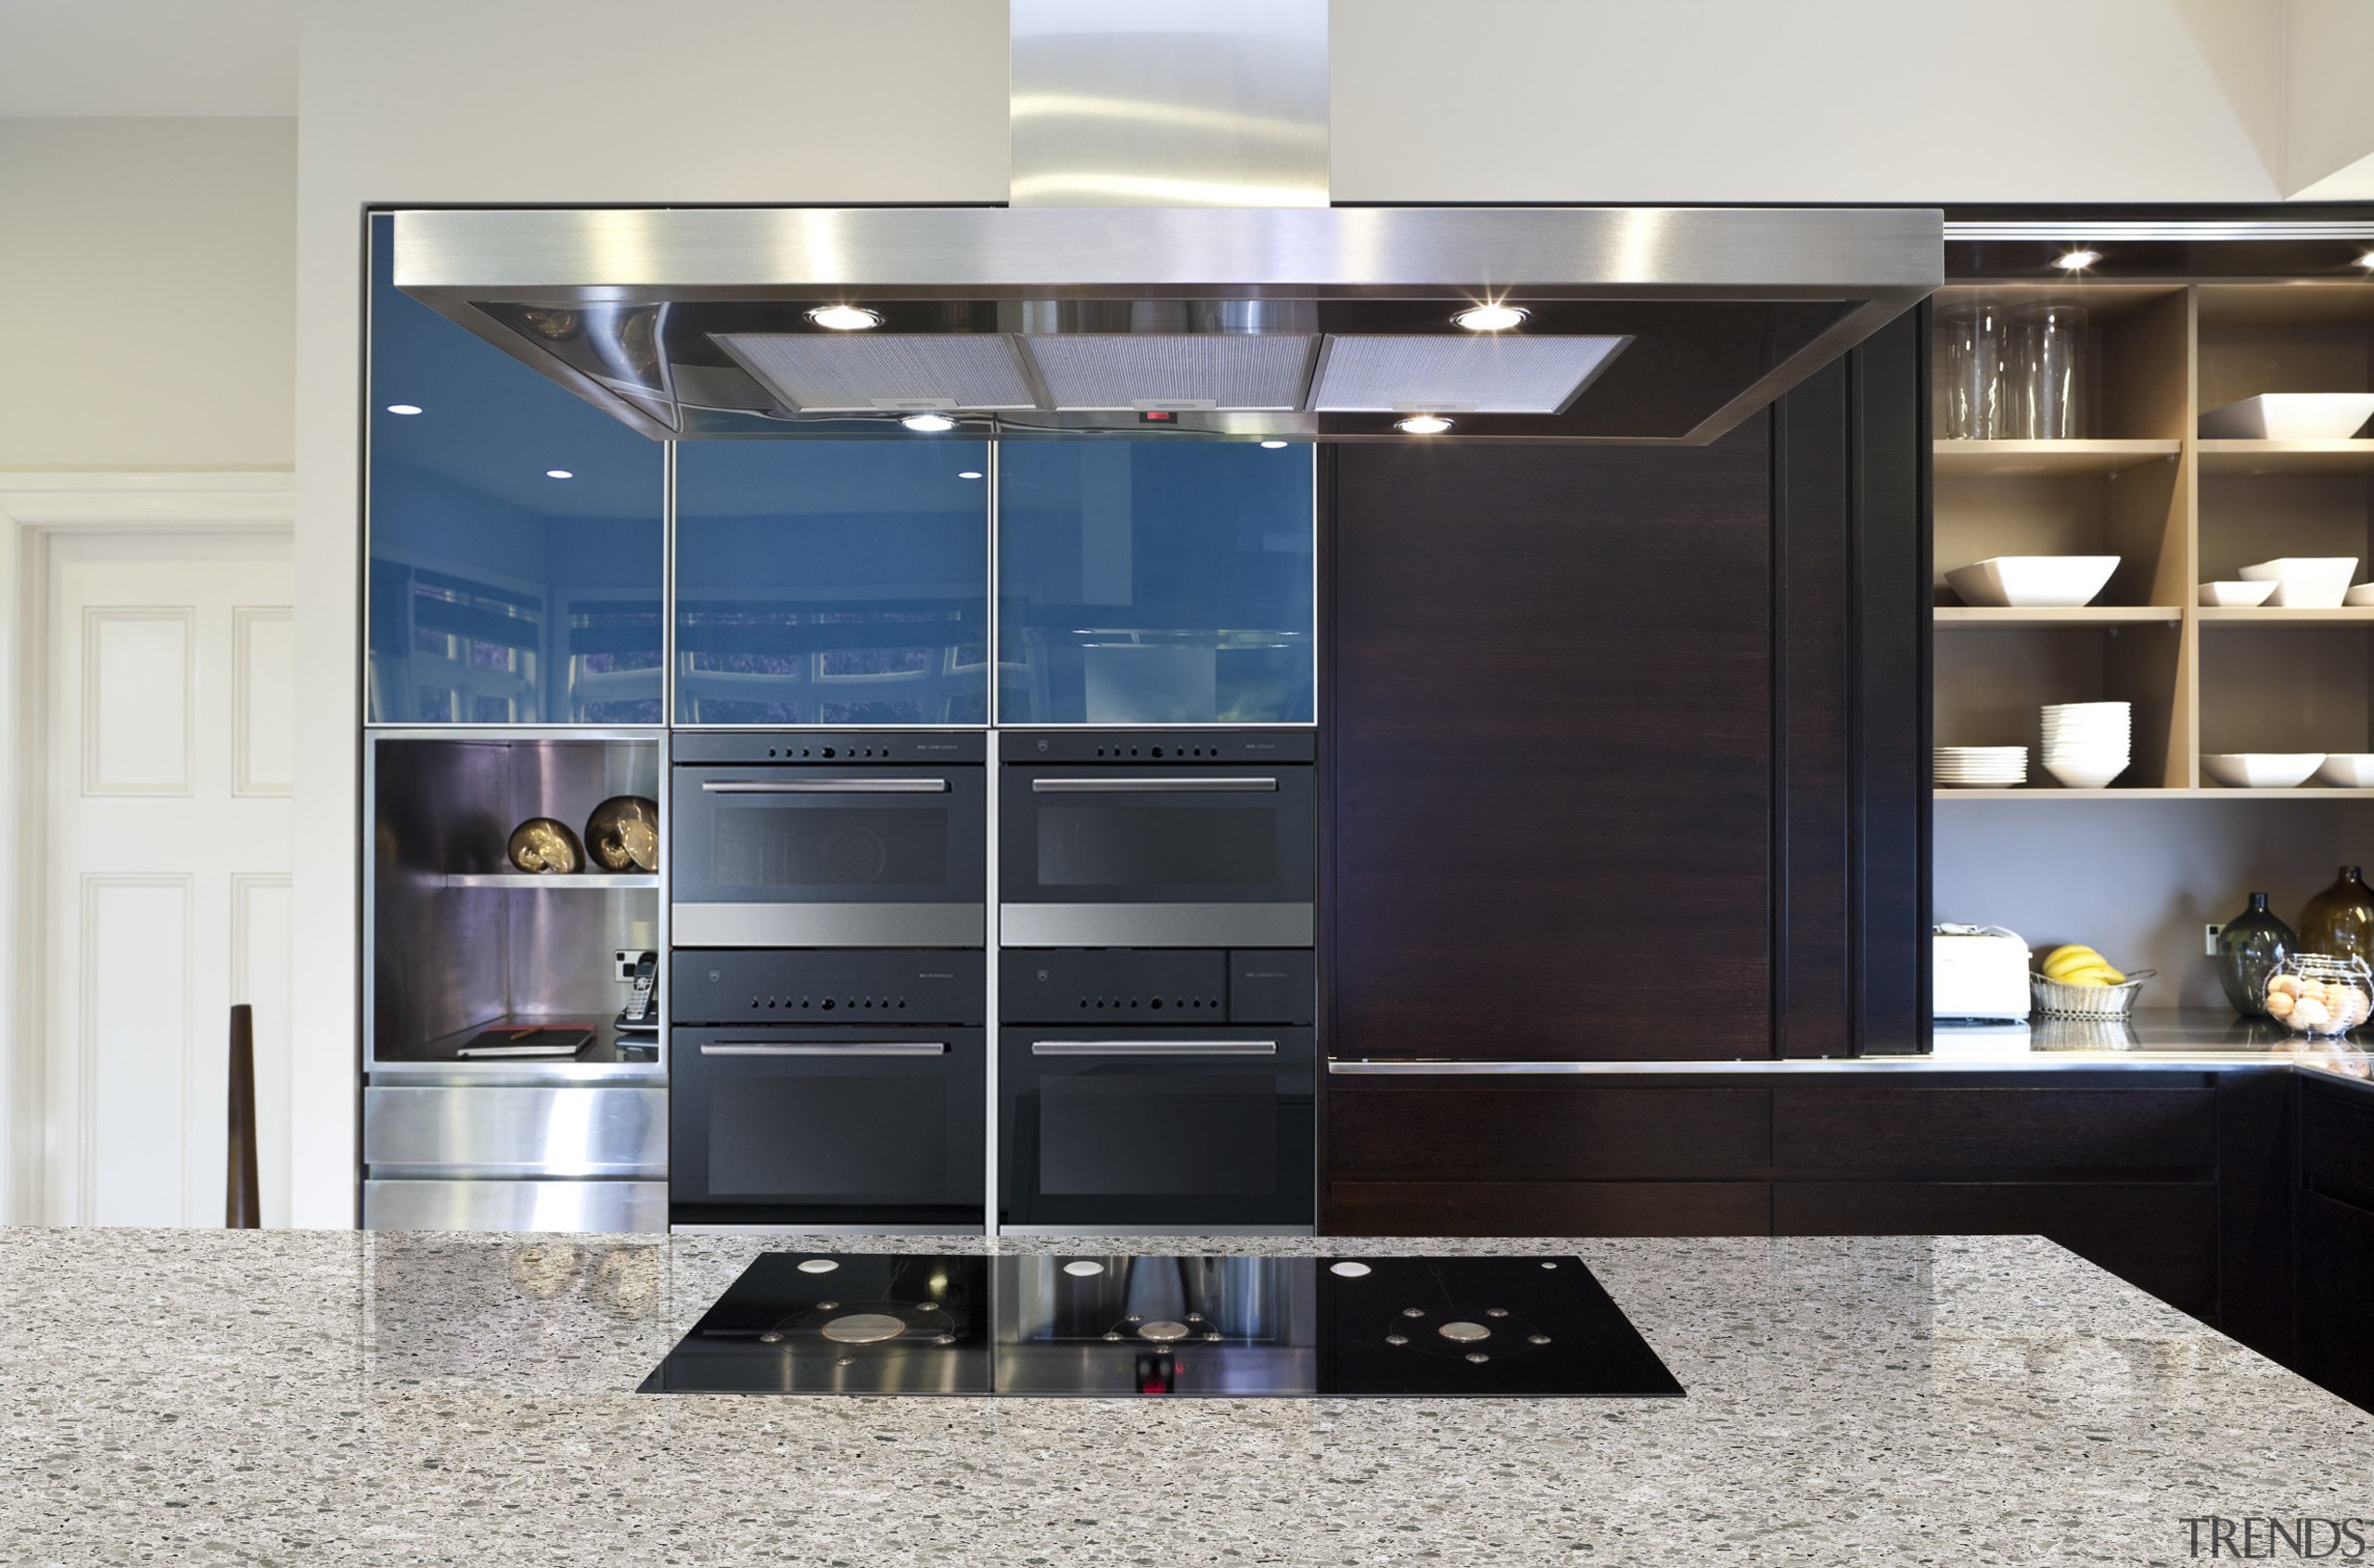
[614, 950, 642, 983]
[2204, 924, 2224, 956]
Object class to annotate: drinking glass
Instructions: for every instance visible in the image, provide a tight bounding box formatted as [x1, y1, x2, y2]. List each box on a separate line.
[1934, 303, 2010, 440]
[2011, 303, 2088, 439]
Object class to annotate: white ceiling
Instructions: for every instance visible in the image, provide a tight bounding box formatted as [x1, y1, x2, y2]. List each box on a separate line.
[0, 0, 298, 116]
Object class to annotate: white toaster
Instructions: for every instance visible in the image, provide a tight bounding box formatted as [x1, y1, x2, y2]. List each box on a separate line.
[1932, 924, 2032, 1021]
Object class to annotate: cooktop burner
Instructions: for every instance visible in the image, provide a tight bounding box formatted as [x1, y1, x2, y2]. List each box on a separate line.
[639, 1253, 1682, 1399]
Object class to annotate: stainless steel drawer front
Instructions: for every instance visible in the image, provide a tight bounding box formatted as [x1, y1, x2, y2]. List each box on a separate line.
[363, 1179, 667, 1233]
[670, 901, 984, 948]
[363, 1086, 666, 1177]
[1030, 1039, 1278, 1057]
[1001, 901, 1313, 948]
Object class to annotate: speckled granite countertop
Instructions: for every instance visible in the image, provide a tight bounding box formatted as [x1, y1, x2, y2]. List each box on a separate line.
[2, 1229, 2368, 1565]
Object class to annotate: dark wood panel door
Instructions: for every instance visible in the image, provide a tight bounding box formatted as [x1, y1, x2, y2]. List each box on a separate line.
[2297, 1190, 2374, 1409]
[1328, 431, 1776, 1062]
[1771, 1087, 2218, 1179]
[1773, 1181, 2219, 1320]
[1327, 1080, 1770, 1182]
[1330, 1179, 1772, 1237]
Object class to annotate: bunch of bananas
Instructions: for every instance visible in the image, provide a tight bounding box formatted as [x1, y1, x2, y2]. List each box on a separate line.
[2041, 944, 2127, 988]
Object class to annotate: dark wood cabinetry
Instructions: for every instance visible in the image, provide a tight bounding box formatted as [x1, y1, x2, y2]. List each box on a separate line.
[1321, 316, 1927, 1064]
[2295, 1078, 2374, 1408]
[1324, 1068, 2298, 1360]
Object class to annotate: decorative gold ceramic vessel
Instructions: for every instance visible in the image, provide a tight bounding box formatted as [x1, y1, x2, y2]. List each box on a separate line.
[506, 817, 585, 874]
[584, 796, 659, 873]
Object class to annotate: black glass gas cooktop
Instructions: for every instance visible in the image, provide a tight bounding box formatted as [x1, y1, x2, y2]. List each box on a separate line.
[639, 1253, 1683, 1398]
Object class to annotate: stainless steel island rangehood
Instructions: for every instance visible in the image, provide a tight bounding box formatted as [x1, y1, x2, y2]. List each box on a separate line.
[391, 6, 1938, 445]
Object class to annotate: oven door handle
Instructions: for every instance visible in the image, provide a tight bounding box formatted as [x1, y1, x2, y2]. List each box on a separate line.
[698, 1042, 950, 1057]
[1028, 777, 1278, 794]
[700, 779, 950, 795]
[1029, 1039, 1279, 1057]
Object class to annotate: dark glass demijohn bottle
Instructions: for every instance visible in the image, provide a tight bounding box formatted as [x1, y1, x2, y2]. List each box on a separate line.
[2298, 866, 2374, 968]
[2215, 893, 2295, 1017]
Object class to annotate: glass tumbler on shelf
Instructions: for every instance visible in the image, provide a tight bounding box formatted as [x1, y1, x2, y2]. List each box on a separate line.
[1934, 303, 2010, 440]
[2010, 303, 2088, 439]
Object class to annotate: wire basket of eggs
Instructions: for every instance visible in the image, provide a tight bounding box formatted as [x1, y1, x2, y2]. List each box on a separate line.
[2263, 953, 2374, 1038]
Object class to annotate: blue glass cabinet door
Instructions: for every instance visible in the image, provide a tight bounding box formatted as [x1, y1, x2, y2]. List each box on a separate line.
[673, 441, 991, 726]
[364, 213, 665, 724]
[998, 441, 1315, 725]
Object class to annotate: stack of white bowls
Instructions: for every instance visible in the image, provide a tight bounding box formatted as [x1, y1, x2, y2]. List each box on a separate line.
[2040, 702, 2131, 787]
[1934, 746, 2028, 787]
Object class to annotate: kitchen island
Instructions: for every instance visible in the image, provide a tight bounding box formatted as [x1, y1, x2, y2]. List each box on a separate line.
[3, 1228, 2365, 1565]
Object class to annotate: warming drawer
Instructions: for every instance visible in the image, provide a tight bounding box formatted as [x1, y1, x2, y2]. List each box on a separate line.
[364, 1179, 667, 1233]
[364, 1086, 667, 1178]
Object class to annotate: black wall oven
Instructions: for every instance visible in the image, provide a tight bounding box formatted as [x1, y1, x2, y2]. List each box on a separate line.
[672, 732, 985, 948]
[670, 950, 986, 1227]
[998, 950, 1315, 1230]
[1001, 731, 1315, 949]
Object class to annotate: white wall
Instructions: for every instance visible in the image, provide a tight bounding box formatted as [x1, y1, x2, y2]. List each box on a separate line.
[0, 119, 296, 471]
[1332, 0, 2285, 202]
[2283, 0, 2374, 198]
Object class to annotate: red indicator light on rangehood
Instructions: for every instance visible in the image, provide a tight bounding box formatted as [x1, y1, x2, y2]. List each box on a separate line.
[1138, 410, 1176, 423]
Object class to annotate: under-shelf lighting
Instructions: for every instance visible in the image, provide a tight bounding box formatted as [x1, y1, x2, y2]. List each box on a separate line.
[385, 403, 423, 415]
[1259, 440, 1290, 449]
[2356, 252, 2374, 271]
[2052, 249, 2102, 272]
[1395, 414, 1453, 434]
[806, 304, 884, 331]
[900, 413, 956, 432]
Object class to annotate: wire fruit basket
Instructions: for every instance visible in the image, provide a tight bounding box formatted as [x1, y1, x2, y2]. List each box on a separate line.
[2265, 953, 2373, 1038]
[2030, 967, 2153, 1019]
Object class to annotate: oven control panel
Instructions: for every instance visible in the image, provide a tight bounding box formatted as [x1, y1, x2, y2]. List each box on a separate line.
[672, 950, 986, 1025]
[1003, 730, 1315, 764]
[1001, 950, 1313, 1024]
[672, 731, 987, 765]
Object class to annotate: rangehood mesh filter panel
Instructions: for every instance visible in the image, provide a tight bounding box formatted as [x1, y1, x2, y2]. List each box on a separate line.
[1022, 334, 1317, 411]
[715, 334, 1041, 413]
[1311, 335, 1630, 414]
[391, 206, 1943, 443]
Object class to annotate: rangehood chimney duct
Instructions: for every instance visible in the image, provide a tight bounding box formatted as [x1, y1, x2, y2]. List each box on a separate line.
[390, 4, 1938, 443]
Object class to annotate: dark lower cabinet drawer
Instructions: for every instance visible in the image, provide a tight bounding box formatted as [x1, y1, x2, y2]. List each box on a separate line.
[1772, 1181, 2219, 1320]
[1772, 1088, 2218, 1179]
[1327, 1082, 1770, 1181]
[1326, 1180, 1770, 1237]
[2297, 1191, 2374, 1409]
[2301, 1085, 2374, 1213]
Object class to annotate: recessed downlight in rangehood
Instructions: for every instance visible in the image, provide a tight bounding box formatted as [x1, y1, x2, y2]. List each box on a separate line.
[392, 204, 1939, 445]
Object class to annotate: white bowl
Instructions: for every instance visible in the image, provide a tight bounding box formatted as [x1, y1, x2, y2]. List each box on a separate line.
[2202, 580, 2279, 607]
[2239, 558, 2360, 608]
[2044, 759, 2129, 788]
[2317, 755, 2374, 787]
[2199, 393, 2374, 440]
[2202, 753, 2327, 788]
[1945, 556, 2121, 608]
[2348, 584, 2374, 606]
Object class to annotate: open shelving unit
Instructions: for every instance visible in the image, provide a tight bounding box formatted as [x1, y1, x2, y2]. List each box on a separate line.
[1932, 262, 2374, 1013]
[1935, 279, 2374, 800]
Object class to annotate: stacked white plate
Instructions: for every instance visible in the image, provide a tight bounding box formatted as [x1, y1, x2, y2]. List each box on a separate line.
[1935, 746, 2028, 787]
[2040, 702, 2131, 788]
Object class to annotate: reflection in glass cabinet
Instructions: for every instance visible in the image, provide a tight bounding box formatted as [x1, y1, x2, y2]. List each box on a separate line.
[674, 441, 991, 726]
[998, 441, 1316, 725]
[364, 214, 666, 725]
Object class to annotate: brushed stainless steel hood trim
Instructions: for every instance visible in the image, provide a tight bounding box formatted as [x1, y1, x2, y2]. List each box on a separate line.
[389, 0, 1934, 444]
[392, 204, 1941, 445]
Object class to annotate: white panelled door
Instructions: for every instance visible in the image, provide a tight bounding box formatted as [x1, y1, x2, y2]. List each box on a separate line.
[43, 532, 295, 1225]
